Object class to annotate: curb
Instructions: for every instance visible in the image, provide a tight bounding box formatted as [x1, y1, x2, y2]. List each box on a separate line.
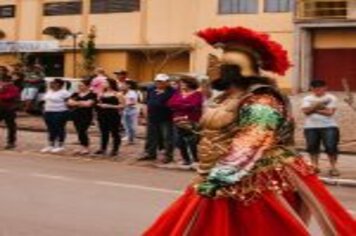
[8, 127, 356, 154]
[156, 164, 356, 188]
[0, 126, 147, 139]
[320, 177, 356, 188]
[2, 148, 356, 188]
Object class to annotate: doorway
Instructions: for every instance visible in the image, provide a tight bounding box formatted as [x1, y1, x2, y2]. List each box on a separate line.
[313, 49, 356, 91]
[28, 53, 64, 77]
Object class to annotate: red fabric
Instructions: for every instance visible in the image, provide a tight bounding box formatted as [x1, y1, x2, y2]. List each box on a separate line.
[301, 174, 356, 235]
[143, 175, 356, 236]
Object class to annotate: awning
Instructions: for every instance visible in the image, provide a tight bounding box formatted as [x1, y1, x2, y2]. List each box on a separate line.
[60, 43, 192, 51]
[0, 41, 60, 53]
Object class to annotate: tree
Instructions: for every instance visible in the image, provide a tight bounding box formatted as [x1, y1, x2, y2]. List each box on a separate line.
[79, 26, 97, 77]
[42, 27, 72, 40]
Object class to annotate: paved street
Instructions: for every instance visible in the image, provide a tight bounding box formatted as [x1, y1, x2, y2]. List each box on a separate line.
[2, 128, 356, 180]
[0, 151, 355, 236]
[0, 151, 190, 236]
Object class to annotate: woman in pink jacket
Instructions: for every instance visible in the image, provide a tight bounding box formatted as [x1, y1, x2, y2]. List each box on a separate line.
[167, 76, 203, 166]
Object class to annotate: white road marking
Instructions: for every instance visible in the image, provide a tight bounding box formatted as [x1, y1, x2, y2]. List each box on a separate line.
[0, 168, 10, 173]
[30, 173, 181, 195]
[0, 167, 182, 194]
[93, 181, 181, 195]
[29, 173, 74, 182]
[0, 166, 355, 207]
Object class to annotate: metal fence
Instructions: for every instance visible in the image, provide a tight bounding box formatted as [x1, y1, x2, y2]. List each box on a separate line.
[295, 0, 356, 20]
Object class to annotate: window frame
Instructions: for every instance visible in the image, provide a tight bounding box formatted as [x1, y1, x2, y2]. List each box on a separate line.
[264, 0, 292, 13]
[0, 5, 16, 18]
[218, 0, 259, 15]
[43, 1, 83, 16]
[90, 0, 140, 14]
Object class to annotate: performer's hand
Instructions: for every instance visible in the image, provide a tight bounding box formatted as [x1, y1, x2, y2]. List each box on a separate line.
[195, 181, 219, 198]
[191, 175, 206, 185]
[215, 186, 237, 198]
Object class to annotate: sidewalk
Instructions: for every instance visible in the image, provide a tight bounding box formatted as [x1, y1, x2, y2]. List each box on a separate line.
[1, 128, 356, 186]
[6, 92, 356, 153]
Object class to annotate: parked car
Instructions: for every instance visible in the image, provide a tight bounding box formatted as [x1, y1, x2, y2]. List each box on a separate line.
[28, 77, 82, 115]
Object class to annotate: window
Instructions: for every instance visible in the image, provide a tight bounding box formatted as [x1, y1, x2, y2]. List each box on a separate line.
[90, 0, 140, 14]
[265, 0, 292, 12]
[314, 1, 347, 18]
[43, 1, 82, 16]
[0, 5, 16, 18]
[219, 0, 258, 14]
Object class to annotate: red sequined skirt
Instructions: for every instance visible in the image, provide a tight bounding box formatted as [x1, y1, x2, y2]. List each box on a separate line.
[143, 160, 356, 236]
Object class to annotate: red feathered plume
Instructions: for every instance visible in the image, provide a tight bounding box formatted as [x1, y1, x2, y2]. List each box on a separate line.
[197, 26, 291, 76]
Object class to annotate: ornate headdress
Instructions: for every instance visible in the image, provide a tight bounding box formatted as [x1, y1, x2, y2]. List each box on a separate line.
[197, 26, 291, 76]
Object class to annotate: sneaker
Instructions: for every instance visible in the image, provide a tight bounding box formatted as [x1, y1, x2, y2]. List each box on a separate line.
[161, 158, 173, 164]
[109, 151, 119, 159]
[51, 147, 65, 153]
[79, 149, 90, 155]
[178, 162, 192, 170]
[41, 146, 54, 153]
[73, 149, 83, 155]
[94, 150, 106, 156]
[122, 136, 129, 142]
[329, 168, 341, 177]
[138, 155, 156, 161]
[178, 160, 191, 166]
[4, 143, 16, 150]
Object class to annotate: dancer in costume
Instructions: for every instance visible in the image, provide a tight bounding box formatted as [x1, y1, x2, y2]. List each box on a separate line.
[143, 26, 356, 236]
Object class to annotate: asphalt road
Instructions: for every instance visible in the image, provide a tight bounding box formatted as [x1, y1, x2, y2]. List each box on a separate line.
[0, 151, 354, 236]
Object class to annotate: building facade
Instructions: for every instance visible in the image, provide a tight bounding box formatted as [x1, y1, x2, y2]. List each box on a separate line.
[0, 0, 355, 92]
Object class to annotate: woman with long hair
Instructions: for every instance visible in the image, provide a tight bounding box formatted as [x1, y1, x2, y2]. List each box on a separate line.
[121, 80, 139, 145]
[67, 80, 97, 155]
[95, 79, 123, 158]
[143, 27, 356, 235]
[167, 76, 203, 167]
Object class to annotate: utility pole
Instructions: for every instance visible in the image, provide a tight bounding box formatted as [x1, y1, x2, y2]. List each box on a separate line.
[70, 32, 82, 78]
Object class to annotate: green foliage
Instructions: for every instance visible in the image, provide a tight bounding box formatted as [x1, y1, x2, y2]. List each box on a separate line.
[79, 26, 97, 76]
[42, 27, 72, 40]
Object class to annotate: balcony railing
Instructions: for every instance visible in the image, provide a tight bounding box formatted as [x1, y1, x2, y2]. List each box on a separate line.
[295, 0, 356, 21]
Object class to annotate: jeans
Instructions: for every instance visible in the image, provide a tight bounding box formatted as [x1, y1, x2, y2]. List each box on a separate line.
[145, 121, 174, 160]
[72, 113, 93, 147]
[0, 109, 17, 145]
[44, 111, 69, 145]
[304, 127, 340, 156]
[176, 127, 199, 164]
[98, 114, 121, 152]
[122, 107, 138, 143]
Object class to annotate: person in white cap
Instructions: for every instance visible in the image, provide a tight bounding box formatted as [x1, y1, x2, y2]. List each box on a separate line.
[139, 74, 175, 163]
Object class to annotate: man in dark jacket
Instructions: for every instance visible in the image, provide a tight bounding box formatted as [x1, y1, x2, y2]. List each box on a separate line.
[0, 75, 20, 149]
[139, 74, 175, 163]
